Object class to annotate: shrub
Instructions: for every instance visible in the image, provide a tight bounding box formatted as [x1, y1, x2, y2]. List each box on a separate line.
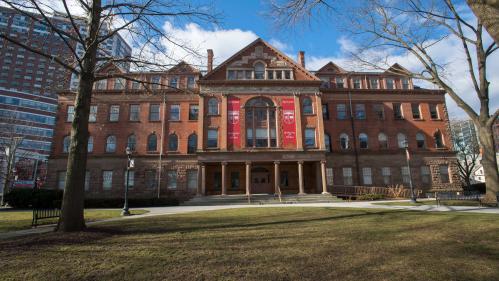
[464, 183, 486, 194]
[357, 194, 386, 201]
[4, 188, 63, 208]
[84, 197, 179, 208]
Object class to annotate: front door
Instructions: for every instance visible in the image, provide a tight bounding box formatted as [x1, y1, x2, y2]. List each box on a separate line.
[251, 167, 271, 194]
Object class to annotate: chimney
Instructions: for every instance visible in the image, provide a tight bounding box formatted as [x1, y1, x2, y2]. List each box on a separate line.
[207, 49, 214, 72]
[298, 51, 305, 68]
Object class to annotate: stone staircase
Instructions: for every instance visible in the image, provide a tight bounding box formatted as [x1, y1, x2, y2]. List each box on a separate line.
[181, 193, 342, 206]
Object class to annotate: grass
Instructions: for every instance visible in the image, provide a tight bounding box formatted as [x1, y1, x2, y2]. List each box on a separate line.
[373, 200, 483, 207]
[0, 209, 148, 233]
[0, 207, 498, 281]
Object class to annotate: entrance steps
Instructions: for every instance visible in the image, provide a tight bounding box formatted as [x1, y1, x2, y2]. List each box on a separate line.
[181, 193, 342, 206]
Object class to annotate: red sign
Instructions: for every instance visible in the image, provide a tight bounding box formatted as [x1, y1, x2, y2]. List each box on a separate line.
[227, 97, 241, 148]
[281, 98, 296, 146]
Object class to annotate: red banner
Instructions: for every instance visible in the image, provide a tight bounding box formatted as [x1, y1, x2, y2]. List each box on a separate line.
[281, 98, 296, 146]
[227, 97, 241, 148]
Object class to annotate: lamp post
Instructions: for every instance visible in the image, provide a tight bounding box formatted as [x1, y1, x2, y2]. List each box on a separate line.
[403, 140, 417, 203]
[122, 147, 133, 216]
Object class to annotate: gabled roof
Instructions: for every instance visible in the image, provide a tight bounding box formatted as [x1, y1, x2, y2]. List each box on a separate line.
[167, 61, 200, 74]
[202, 38, 319, 81]
[96, 61, 127, 74]
[315, 61, 347, 74]
[384, 63, 411, 76]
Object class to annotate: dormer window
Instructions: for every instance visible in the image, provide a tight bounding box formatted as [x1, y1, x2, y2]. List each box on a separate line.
[386, 78, 394, 89]
[284, 70, 291, 79]
[254, 62, 265, 79]
[336, 77, 344, 89]
[267, 70, 274, 79]
[353, 78, 362, 89]
[276, 70, 282, 79]
[402, 78, 410, 89]
[369, 78, 379, 89]
[228, 70, 236, 80]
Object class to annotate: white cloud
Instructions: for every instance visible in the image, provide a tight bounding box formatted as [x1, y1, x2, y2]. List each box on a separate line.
[269, 38, 291, 52]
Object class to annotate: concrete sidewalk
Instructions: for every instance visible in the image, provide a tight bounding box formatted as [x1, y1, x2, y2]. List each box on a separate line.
[1, 200, 498, 240]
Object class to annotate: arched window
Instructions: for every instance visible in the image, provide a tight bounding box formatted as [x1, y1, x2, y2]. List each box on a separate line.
[63, 135, 70, 153]
[378, 133, 388, 149]
[168, 133, 178, 151]
[254, 62, 265, 79]
[416, 133, 426, 148]
[340, 133, 349, 150]
[147, 134, 157, 151]
[87, 136, 94, 153]
[302, 97, 313, 114]
[397, 133, 407, 148]
[245, 97, 276, 148]
[187, 134, 197, 154]
[434, 131, 444, 148]
[324, 134, 332, 152]
[106, 135, 116, 152]
[359, 133, 368, 149]
[208, 98, 219, 115]
[127, 134, 136, 151]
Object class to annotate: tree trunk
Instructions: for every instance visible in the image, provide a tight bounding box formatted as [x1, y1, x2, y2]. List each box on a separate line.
[477, 124, 499, 203]
[57, 1, 101, 232]
[466, 0, 499, 45]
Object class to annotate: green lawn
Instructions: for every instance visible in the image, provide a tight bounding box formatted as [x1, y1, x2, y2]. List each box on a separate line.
[373, 200, 483, 207]
[0, 209, 148, 233]
[0, 207, 498, 281]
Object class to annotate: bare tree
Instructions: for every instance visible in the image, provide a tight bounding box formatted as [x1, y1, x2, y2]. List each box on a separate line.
[0, 0, 218, 231]
[269, 0, 499, 203]
[454, 137, 481, 188]
[466, 0, 499, 45]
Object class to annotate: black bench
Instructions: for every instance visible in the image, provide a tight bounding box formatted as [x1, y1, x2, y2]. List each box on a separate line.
[32, 207, 61, 227]
[435, 192, 484, 207]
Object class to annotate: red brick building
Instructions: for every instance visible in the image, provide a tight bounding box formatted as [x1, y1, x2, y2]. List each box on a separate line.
[46, 38, 461, 199]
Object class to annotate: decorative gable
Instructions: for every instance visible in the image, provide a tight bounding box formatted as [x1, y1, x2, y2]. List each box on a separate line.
[315, 62, 347, 74]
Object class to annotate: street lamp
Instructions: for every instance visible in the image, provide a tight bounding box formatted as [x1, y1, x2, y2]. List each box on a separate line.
[122, 147, 133, 216]
[403, 140, 417, 203]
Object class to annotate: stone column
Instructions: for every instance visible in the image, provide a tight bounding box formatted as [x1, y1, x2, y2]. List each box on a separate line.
[197, 94, 205, 151]
[245, 161, 252, 195]
[298, 161, 305, 195]
[321, 160, 329, 194]
[316, 93, 326, 150]
[294, 93, 303, 150]
[201, 164, 206, 195]
[274, 161, 280, 194]
[221, 93, 228, 150]
[196, 163, 204, 196]
[275, 106, 280, 148]
[221, 161, 227, 196]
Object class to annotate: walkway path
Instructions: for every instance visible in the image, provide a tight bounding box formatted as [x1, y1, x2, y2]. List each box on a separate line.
[1, 200, 498, 240]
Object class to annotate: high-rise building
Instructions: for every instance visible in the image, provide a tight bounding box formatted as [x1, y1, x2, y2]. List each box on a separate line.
[450, 119, 479, 150]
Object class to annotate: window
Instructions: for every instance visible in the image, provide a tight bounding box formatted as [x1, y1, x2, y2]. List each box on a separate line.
[373, 104, 385, 120]
[214, 172, 222, 190]
[397, 133, 407, 148]
[187, 76, 196, 88]
[359, 133, 368, 149]
[151, 76, 160, 89]
[326, 168, 334, 185]
[127, 134, 136, 151]
[378, 133, 388, 149]
[102, 170, 113, 190]
[381, 167, 391, 185]
[322, 104, 329, 120]
[267, 70, 274, 80]
[187, 170, 198, 191]
[353, 78, 362, 89]
[416, 133, 426, 148]
[369, 78, 379, 89]
[231, 172, 240, 189]
[284, 70, 291, 79]
[401, 167, 411, 186]
[302, 97, 313, 114]
[67, 105, 74, 122]
[434, 131, 444, 148]
[167, 170, 177, 189]
[109, 105, 119, 121]
[114, 78, 125, 90]
[87, 136, 93, 153]
[429, 104, 439, 119]
[168, 134, 178, 151]
[305, 128, 316, 148]
[386, 78, 394, 89]
[336, 77, 344, 88]
[276, 70, 282, 80]
[169, 104, 180, 121]
[169, 77, 178, 88]
[355, 104, 366, 119]
[337, 104, 348, 120]
[362, 167, 372, 185]
[325, 134, 331, 152]
[88, 105, 97, 122]
[340, 133, 349, 150]
[106, 135, 116, 152]
[320, 77, 330, 88]
[63, 135, 70, 153]
[145, 170, 157, 189]
[189, 105, 198, 120]
[131, 80, 140, 89]
[402, 78, 410, 89]
[421, 166, 431, 185]
[245, 98, 276, 148]
[129, 104, 140, 121]
[95, 79, 107, 90]
[207, 129, 218, 148]
[85, 171, 90, 191]
[343, 167, 353, 186]
[411, 103, 421, 119]
[124, 170, 134, 188]
[227, 70, 236, 80]
[280, 171, 289, 187]
[187, 134, 197, 154]
[57, 171, 66, 190]
[149, 104, 160, 121]
[254, 62, 265, 79]
[393, 103, 403, 119]
[147, 134, 157, 151]
[208, 98, 219, 115]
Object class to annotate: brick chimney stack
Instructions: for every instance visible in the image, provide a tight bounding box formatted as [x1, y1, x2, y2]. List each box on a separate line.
[207, 49, 214, 72]
[298, 51, 305, 68]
